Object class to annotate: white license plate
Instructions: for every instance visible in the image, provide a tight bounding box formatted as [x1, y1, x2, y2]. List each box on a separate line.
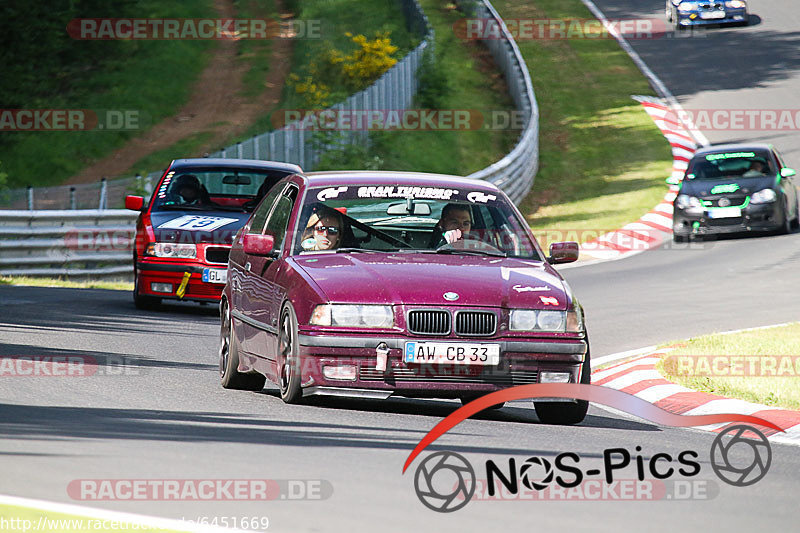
[404, 342, 500, 365]
[700, 11, 726, 19]
[202, 268, 227, 284]
[708, 207, 741, 219]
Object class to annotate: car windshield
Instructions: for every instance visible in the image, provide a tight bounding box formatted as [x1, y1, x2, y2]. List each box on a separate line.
[291, 185, 543, 260]
[687, 150, 775, 180]
[151, 168, 289, 212]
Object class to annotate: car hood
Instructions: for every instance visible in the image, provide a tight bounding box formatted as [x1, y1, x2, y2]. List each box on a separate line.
[292, 253, 571, 310]
[148, 209, 250, 245]
[680, 175, 777, 197]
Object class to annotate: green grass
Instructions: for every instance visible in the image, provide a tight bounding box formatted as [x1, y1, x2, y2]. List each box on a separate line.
[490, 0, 673, 242]
[0, 504, 186, 532]
[0, 276, 132, 291]
[0, 0, 217, 188]
[129, 131, 216, 175]
[235, 0, 278, 98]
[241, 0, 419, 138]
[318, 0, 518, 175]
[657, 323, 800, 410]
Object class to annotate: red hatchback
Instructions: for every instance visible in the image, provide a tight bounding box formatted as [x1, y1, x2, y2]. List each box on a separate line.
[126, 158, 301, 309]
[220, 171, 590, 424]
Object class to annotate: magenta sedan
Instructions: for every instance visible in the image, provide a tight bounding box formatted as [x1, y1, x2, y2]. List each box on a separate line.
[220, 171, 590, 424]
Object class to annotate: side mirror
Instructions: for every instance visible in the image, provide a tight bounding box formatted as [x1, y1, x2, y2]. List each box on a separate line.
[665, 176, 680, 185]
[781, 167, 797, 178]
[548, 241, 579, 264]
[125, 195, 144, 211]
[243, 233, 275, 256]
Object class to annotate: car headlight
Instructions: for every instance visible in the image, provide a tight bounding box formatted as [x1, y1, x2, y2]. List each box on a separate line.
[750, 188, 777, 204]
[145, 243, 196, 259]
[678, 2, 698, 12]
[510, 309, 582, 333]
[726, 1, 746, 8]
[675, 194, 704, 214]
[310, 304, 394, 328]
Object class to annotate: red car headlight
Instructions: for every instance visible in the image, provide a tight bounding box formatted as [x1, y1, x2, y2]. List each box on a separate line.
[145, 243, 197, 259]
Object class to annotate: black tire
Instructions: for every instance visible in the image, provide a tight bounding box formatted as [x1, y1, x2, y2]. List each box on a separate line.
[672, 9, 684, 31]
[672, 233, 688, 243]
[277, 302, 302, 403]
[133, 267, 161, 310]
[791, 196, 800, 230]
[460, 394, 505, 410]
[534, 348, 591, 425]
[219, 299, 266, 391]
[780, 198, 792, 234]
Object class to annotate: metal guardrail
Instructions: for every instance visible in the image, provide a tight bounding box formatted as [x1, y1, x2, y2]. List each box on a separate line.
[0, 0, 540, 278]
[0, 210, 137, 278]
[0, 0, 434, 211]
[455, 0, 539, 204]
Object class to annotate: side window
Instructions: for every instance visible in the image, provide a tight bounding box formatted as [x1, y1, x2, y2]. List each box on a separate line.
[248, 185, 284, 234]
[264, 186, 298, 251]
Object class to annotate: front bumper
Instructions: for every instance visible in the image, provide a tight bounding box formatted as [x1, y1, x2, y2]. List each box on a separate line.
[676, 9, 747, 26]
[136, 261, 227, 302]
[295, 333, 588, 399]
[673, 202, 782, 236]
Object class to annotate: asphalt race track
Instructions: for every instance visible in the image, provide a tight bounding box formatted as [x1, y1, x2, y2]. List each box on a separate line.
[2, 1, 800, 532]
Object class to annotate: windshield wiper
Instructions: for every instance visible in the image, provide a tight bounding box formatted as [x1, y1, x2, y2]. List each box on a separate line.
[334, 247, 381, 253]
[434, 248, 507, 258]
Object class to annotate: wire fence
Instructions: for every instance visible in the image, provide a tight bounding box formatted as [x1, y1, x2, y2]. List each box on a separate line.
[0, 0, 434, 211]
[0, 0, 540, 279]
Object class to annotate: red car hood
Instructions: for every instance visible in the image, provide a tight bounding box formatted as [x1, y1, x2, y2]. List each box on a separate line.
[292, 253, 571, 310]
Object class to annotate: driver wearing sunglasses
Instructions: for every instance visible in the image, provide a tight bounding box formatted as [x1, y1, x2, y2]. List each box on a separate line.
[301, 208, 343, 251]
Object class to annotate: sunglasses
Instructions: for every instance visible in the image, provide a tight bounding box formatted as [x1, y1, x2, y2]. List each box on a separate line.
[314, 225, 340, 236]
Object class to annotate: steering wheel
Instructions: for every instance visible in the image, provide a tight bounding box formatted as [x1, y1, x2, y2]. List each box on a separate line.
[436, 236, 505, 255]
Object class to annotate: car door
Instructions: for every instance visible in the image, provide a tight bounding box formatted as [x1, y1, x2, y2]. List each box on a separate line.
[242, 183, 299, 363]
[236, 183, 287, 356]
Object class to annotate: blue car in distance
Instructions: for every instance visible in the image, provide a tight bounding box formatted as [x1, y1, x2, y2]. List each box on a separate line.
[666, 1, 748, 29]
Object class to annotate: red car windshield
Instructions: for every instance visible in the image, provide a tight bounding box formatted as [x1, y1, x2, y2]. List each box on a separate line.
[292, 185, 543, 260]
[152, 169, 285, 212]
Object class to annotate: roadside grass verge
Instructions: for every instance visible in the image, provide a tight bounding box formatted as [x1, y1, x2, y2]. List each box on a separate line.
[0, 276, 132, 291]
[657, 323, 800, 410]
[322, 0, 519, 175]
[491, 0, 673, 243]
[241, 0, 419, 138]
[0, 0, 216, 189]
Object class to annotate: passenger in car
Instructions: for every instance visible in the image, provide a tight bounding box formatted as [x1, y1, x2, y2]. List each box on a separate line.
[428, 203, 472, 247]
[301, 207, 343, 251]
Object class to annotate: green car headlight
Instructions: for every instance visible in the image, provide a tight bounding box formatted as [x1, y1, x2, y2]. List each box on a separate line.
[750, 189, 776, 204]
